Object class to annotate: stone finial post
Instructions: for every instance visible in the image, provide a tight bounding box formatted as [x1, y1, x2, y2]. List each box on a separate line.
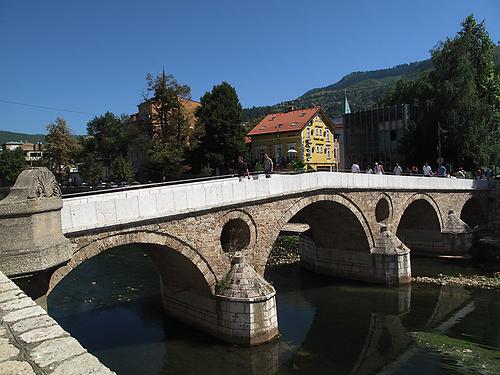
[0, 168, 72, 276]
[215, 253, 279, 346]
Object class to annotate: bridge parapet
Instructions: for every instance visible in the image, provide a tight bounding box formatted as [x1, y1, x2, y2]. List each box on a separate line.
[61, 172, 489, 234]
[0, 271, 115, 374]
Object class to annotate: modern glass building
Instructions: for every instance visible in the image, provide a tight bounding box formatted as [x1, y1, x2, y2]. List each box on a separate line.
[343, 104, 414, 171]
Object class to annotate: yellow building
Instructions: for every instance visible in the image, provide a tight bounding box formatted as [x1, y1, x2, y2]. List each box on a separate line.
[247, 107, 340, 170]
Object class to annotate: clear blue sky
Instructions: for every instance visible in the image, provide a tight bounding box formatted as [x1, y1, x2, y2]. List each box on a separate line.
[1, 0, 499, 135]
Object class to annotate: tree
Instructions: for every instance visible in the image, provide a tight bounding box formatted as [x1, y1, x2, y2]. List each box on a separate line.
[86, 112, 129, 166]
[44, 118, 81, 182]
[143, 71, 199, 180]
[0, 148, 27, 186]
[195, 82, 245, 173]
[79, 154, 103, 186]
[109, 155, 134, 182]
[381, 15, 500, 169]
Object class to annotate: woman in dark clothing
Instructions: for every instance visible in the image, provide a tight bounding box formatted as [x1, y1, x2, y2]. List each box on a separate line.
[237, 156, 249, 181]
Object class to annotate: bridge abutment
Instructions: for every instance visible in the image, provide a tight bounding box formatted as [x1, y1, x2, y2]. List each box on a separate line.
[300, 226, 411, 286]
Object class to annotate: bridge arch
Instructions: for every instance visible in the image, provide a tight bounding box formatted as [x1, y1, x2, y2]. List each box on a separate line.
[394, 193, 443, 232]
[460, 196, 487, 230]
[277, 193, 375, 249]
[49, 230, 218, 296]
[395, 194, 443, 254]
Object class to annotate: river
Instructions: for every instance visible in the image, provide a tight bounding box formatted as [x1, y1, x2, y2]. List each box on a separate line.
[48, 245, 500, 375]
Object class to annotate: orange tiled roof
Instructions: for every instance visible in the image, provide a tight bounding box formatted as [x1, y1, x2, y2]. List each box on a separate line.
[247, 107, 320, 136]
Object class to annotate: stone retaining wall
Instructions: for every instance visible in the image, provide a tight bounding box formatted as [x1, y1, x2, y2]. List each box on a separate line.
[0, 272, 114, 375]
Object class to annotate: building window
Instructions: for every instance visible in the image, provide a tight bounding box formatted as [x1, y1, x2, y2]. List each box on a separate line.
[306, 127, 311, 140]
[390, 130, 397, 141]
[326, 148, 330, 159]
[326, 129, 330, 142]
[256, 146, 265, 161]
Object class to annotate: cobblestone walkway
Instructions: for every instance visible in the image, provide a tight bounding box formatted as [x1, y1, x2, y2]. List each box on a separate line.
[0, 272, 115, 375]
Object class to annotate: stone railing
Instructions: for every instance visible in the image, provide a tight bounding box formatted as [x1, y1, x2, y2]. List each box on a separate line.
[0, 271, 115, 374]
[61, 172, 489, 234]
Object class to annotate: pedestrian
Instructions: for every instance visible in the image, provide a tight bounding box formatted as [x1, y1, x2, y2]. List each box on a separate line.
[456, 167, 466, 178]
[374, 162, 384, 175]
[393, 163, 402, 175]
[263, 153, 273, 178]
[237, 156, 250, 181]
[366, 165, 373, 174]
[351, 161, 361, 173]
[423, 163, 432, 176]
[437, 163, 447, 177]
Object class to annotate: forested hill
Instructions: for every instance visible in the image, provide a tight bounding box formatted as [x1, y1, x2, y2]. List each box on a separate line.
[0, 130, 45, 145]
[243, 45, 500, 124]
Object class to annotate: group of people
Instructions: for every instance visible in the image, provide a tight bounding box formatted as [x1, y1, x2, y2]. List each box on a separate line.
[351, 161, 451, 177]
[237, 154, 274, 181]
[351, 161, 386, 175]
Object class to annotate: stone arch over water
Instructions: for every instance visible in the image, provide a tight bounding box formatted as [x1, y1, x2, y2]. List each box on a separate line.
[396, 194, 443, 254]
[49, 230, 218, 296]
[460, 197, 487, 230]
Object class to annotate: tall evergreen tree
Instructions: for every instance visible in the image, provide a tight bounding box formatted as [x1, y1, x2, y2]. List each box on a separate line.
[195, 82, 245, 173]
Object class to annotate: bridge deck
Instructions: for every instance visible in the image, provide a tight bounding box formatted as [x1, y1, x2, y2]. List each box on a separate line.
[61, 172, 488, 234]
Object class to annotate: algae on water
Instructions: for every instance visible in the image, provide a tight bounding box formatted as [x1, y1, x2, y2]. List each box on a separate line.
[413, 332, 500, 375]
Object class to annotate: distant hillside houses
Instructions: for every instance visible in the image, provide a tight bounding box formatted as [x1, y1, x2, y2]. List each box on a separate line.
[1, 141, 44, 163]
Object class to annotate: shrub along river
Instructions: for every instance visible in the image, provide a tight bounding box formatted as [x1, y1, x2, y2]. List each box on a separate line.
[48, 243, 500, 375]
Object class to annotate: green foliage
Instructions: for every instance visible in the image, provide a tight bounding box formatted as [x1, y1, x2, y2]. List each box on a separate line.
[381, 15, 500, 169]
[86, 112, 129, 166]
[79, 154, 103, 186]
[291, 160, 306, 171]
[0, 148, 27, 186]
[142, 71, 198, 180]
[109, 155, 134, 182]
[44, 118, 81, 182]
[195, 82, 245, 173]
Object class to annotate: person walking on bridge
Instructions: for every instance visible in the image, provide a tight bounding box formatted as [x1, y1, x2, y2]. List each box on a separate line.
[263, 153, 273, 178]
[351, 162, 361, 173]
[237, 156, 250, 181]
[393, 163, 402, 175]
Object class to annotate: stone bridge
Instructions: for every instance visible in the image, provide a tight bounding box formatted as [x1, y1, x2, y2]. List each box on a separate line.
[0, 168, 494, 346]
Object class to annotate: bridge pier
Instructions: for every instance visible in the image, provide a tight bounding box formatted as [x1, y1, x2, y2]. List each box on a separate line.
[441, 210, 473, 256]
[161, 254, 278, 346]
[300, 226, 411, 286]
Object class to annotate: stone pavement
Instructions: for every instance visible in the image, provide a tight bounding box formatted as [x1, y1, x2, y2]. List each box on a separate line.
[0, 271, 115, 375]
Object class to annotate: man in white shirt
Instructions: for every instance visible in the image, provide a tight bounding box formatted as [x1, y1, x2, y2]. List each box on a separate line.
[351, 162, 361, 173]
[423, 163, 432, 176]
[393, 163, 402, 175]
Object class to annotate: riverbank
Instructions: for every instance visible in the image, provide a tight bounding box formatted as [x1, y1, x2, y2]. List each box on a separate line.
[413, 273, 500, 290]
[267, 235, 300, 267]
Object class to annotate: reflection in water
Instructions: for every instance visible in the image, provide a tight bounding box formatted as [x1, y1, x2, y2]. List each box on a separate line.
[48, 246, 500, 375]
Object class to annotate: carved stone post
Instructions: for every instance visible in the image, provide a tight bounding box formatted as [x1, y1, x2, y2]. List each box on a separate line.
[0, 168, 72, 304]
[441, 210, 473, 256]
